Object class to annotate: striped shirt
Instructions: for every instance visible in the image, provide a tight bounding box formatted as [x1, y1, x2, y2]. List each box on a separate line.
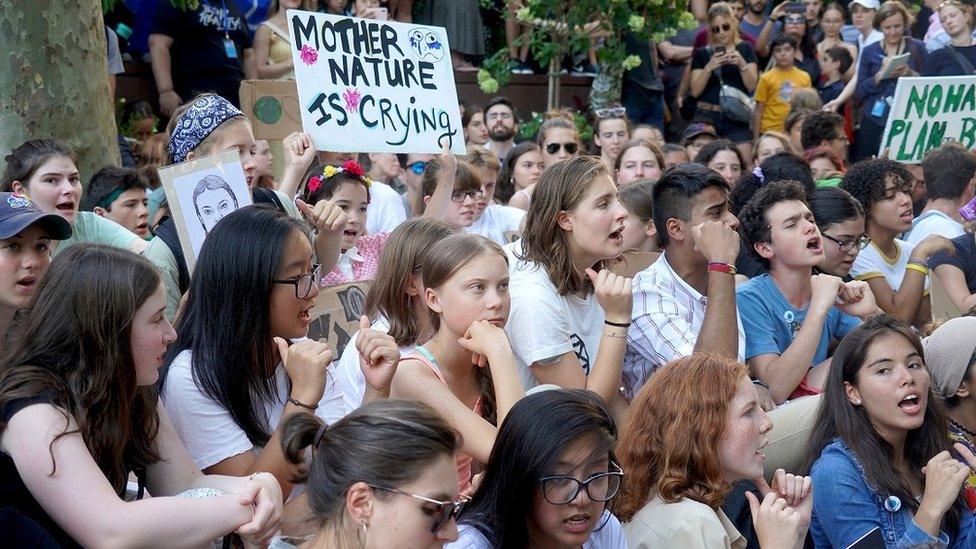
[623, 254, 745, 399]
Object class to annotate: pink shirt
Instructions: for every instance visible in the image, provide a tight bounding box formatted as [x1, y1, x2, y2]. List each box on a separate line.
[320, 232, 391, 286]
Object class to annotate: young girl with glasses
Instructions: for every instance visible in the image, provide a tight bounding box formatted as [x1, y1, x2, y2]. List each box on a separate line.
[536, 113, 583, 170]
[616, 353, 812, 548]
[277, 400, 462, 547]
[161, 206, 338, 504]
[450, 389, 627, 548]
[389, 232, 525, 494]
[810, 186, 868, 280]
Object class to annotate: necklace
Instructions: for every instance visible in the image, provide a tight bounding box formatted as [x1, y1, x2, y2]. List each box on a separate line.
[949, 417, 976, 440]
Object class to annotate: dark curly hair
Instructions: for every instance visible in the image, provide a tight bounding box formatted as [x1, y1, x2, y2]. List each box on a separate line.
[731, 152, 813, 216]
[839, 158, 913, 221]
[739, 180, 809, 268]
[800, 111, 844, 151]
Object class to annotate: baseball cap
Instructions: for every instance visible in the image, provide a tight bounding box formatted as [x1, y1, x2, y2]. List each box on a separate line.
[682, 123, 719, 143]
[0, 192, 72, 240]
[849, 0, 880, 10]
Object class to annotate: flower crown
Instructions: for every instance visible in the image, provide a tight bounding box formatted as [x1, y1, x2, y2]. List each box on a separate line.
[307, 160, 373, 194]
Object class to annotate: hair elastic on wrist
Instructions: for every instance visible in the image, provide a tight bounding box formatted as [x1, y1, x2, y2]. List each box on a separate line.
[604, 320, 631, 328]
[288, 397, 317, 411]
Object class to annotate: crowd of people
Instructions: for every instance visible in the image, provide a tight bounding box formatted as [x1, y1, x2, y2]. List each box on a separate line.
[8, 0, 976, 548]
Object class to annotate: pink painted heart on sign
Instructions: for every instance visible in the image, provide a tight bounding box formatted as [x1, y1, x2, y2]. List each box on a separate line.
[343, 88, 362, 112]
[300, 44, 318, 65]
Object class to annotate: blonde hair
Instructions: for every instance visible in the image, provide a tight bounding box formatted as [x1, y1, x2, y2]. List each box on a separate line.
[708, 2, 742, 45]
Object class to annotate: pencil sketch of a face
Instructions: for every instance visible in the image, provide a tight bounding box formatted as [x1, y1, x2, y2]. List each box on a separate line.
[192, 174, 239, 234]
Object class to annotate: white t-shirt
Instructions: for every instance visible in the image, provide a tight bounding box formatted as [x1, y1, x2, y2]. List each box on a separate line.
[905, 210, 964, 246]
[325, 316, 416, 424]
[367, 181, 407, 235]
[503, 241, 605, 391]
[449, 511, 627, 548]
[162, 349, 332, 470]
[851, 239, 929, 292]
[466, 204, 525, 246]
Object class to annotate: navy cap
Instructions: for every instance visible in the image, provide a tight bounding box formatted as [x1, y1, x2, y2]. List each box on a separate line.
[682, 123, 718, 142]
[0, 192, 72, 240]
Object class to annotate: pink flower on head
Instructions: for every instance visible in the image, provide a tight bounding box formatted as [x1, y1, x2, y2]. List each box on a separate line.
[343, 160, 365, 177]
[300, 44, 318, 66]
[308, 175, 322, 193]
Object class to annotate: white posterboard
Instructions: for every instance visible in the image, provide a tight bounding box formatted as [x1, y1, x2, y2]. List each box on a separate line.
[879, 75, 976, 163]
[288, 10, 465, 155]
[158, 149, 252, 272]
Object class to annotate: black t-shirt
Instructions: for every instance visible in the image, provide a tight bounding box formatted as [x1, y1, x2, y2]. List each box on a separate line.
[819, 79, 845, 105]
[691, 42, 758, 104]
[152, 0, 252, 106]
[930, 232, 976, 293]
[923, 44, 976, 77]
[0, 393, 79, 548]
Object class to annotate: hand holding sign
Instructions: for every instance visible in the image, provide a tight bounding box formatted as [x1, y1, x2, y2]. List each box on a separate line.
[356, 316, 400, 397]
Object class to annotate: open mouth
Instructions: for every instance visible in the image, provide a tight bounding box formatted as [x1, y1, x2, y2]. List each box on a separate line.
[55, 201, 75, 213]
[899, 210, 914, 222]
[807, 236, 823, 254]
[756, 439, 769, 459]
[609, 226, 624, 242]
[899, 393, 921, 414]
[299, 306, 313, 324]
[564, 513, 592, 533]
[16, 276, 37, 290]
[343, 229, 358, 238]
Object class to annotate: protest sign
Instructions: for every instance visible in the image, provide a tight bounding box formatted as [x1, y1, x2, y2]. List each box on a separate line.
[287, 10, 465, 154]
[239, 80, 303, 139]
[307, 281, 372, 358]
[880, 75, 976, 163]
[158, 149, 252, 272]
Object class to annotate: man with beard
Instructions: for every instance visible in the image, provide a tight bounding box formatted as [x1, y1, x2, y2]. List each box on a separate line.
[484, 97, 519, 163]
[741, 0, 779, 60]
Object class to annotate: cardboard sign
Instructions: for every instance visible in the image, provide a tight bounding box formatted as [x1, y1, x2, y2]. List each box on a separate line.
[880, 75, 976, 163]
[239, 79, 304, 139]
[287, 10, 465, 154]
[307, 281, 372, 358]
[158, 149, 252, 272]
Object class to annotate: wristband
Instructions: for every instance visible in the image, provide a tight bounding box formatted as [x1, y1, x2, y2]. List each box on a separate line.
[752, 378, 770, 390]
[708, 261, 737, 275]
[604, 319, 631, 328]
[905, 263, 929, 276]
[288, 397, 317, 411]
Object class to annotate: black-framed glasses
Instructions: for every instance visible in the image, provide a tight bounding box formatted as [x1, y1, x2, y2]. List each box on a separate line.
[545, 142, 580, 155]
[408, 161, 428, 175]
[539, 463, 624, 505]
[822, 233, 870, 253]
[711, 23, 732, 33]
[368, 485, 465, 534]
[451, 189, 484, 203]
[830, 134, 849, 144]
[273, 264, 323, 299]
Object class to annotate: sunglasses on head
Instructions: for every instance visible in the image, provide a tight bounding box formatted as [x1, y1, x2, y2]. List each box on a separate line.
[711, 23, 732, 33]
[407, 161, 428, 175]
[785, 14, 806, 23]
[546, 142, 579, 155]
[594, 106, 627, 119]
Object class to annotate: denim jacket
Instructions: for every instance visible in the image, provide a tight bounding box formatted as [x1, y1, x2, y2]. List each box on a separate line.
[810, 438, 975, 548]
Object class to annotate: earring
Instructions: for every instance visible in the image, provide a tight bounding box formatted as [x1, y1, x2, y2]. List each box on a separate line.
[854, 399, 862, 405]
[358, 521, 368, 549]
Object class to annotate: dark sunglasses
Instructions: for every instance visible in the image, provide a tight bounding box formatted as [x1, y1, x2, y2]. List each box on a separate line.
[407, 160, 428, 175]
[368, 485, 465, 534]
[711, 23, 732, 33]
[545, 142, 580, 155]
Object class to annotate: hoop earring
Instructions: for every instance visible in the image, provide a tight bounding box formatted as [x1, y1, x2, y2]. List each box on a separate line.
[358, 521, 368, 549]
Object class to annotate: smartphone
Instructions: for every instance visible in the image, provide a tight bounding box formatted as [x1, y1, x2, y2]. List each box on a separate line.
[786, 2, 806, 13]
[375, 7, 389, 20]
[714, 45, 727, 55]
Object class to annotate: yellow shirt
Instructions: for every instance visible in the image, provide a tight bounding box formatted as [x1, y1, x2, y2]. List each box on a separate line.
[755, 66, 812, 133]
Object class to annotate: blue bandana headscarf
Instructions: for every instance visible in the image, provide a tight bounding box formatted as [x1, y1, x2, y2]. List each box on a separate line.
[167, 94, 244, 164]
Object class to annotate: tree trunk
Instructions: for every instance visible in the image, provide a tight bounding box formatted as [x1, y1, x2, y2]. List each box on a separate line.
[547, 57, 561, 110]
[0, 0, 120, 182]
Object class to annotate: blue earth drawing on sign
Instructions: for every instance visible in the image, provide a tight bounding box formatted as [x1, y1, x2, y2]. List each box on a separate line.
[408, 29, 445, 63]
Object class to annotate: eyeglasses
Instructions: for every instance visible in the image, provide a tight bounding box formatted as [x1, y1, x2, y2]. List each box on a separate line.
[407, 161, 428, 175]
[822, 233, 871, 253]
[451, 189, 484, 203]
[830, 134, 850, 144]
[273, 264, 323, 299]
[784, 14, 806, 23]
[545, 142, 580, 155]
[539, 463, 624, 505]
[594, 106, 627, 119]
[711, 23, 732, 33]
[368, 485, 465, 534]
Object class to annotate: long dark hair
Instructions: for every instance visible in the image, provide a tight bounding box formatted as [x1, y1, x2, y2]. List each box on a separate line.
[495, 142, 540, 204]
[0, 245, 162, 492]
[458, 389, 617, 546]
[162, 205, 309, 446]
[803, 315, 961, 534]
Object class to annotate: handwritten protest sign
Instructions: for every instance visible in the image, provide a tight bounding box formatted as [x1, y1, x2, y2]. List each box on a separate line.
[287, 10, 465, 154]
[880, 75, 976, 163]
[158, 150, 252, 272]
[239, 80, 303, 139]
[307, 281, 372, 358]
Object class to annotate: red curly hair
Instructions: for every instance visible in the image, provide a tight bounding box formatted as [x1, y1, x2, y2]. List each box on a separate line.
[614, 353, 749, 520]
